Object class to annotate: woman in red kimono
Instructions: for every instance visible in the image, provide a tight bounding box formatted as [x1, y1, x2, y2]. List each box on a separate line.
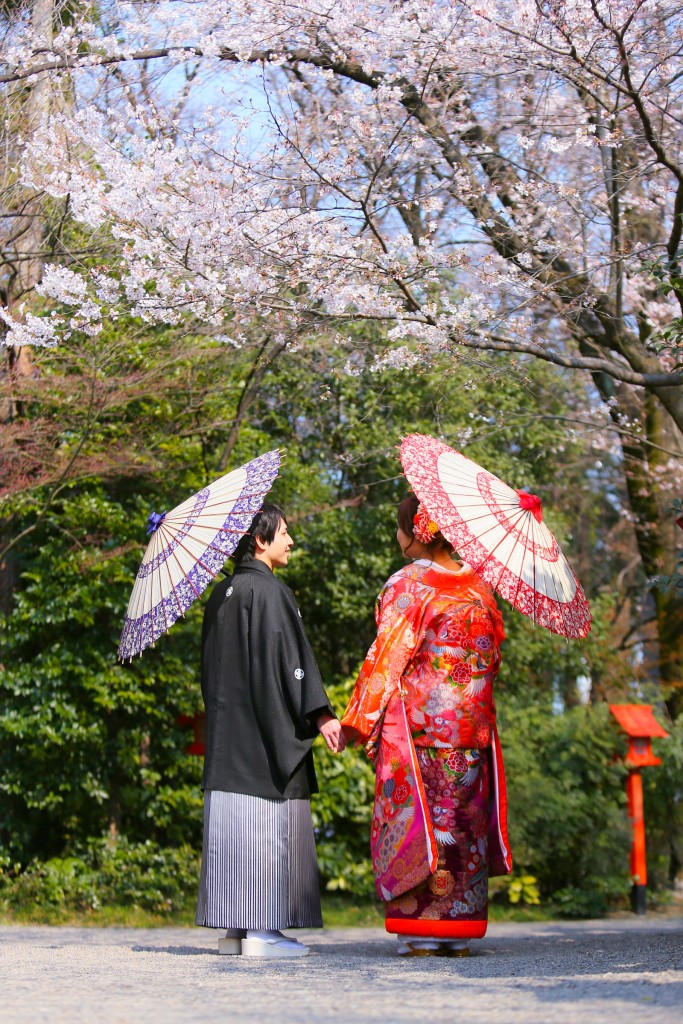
[342, 496, 511, 957]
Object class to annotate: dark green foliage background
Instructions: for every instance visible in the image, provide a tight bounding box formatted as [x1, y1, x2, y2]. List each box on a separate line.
[1, 338, 676, 917]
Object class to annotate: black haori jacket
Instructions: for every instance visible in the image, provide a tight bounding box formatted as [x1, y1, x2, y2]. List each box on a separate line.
[200, 559, 333, 799]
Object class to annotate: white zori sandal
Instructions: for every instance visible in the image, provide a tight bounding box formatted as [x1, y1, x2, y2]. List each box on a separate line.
[241, 929, 310, 958]
[217, 929, 245, 955]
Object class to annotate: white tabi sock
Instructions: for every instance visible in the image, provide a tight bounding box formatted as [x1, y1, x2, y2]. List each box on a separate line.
[397, 934, 441, 950]
[245, 929, 306, 947]
[246, 929, 284, 942]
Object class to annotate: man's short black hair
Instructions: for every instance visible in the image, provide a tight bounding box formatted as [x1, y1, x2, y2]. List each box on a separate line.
[233, 503, 287, 564]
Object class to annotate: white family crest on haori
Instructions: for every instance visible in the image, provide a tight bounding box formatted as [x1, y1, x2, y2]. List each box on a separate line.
[118, 449, 283, 660]
[400, 434, 591, 639]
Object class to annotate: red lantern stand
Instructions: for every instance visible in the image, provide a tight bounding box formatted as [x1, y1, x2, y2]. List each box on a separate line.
[609, 704, 669, 915]
[178, 712, 206, 756]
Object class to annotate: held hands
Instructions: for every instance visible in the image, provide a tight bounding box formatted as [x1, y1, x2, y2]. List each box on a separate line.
[316, 713, 347, 754]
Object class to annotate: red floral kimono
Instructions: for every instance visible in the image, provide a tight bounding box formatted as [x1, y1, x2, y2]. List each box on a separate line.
[342, 559, 512, 940]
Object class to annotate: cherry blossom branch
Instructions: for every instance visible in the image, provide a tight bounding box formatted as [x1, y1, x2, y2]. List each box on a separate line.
[470, 409, 683, 460]
[462, 333, 682, 388]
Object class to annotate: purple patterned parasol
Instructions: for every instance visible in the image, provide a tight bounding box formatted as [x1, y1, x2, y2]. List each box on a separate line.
[118, 449, 282, 660]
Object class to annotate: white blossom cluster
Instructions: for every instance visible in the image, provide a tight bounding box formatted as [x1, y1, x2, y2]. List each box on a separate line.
[0, 308, 59, 348]
[1, 0, 680, 382]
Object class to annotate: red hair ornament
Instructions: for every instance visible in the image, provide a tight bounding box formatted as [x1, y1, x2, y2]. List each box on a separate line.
[413, 504, 440, 544]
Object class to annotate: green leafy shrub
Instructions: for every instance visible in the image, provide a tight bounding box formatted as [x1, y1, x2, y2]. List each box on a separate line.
[497, 697, 631, 917]
[312, 679, 376, 896]
[498, 874, 541, 906]
[0, 486, 205, 866]
[0, 838, 200, 916]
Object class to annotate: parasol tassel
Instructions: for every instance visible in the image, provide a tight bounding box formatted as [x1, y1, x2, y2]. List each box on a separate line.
[516, 490, 543, 523]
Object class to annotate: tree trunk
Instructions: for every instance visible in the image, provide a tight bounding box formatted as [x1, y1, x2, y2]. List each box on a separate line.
[0, 0, 55, 607]
[603, 388, 683, 888]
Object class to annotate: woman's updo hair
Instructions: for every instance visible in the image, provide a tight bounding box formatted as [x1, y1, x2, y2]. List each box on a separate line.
[396, 494, 454, 555]
[233, 502, 287, 565]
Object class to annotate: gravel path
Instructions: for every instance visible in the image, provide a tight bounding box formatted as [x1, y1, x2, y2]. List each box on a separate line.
[2, 917, 682, 1023]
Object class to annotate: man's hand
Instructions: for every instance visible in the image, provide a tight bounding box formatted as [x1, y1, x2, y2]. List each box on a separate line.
[317, 713, 347, 753]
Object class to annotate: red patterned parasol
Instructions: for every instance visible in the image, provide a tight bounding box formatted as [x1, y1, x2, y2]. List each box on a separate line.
[400, 433, 591, 639]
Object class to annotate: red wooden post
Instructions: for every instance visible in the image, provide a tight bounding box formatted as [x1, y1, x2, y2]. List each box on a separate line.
[625, 769, 647, 913]
[178, 712, 206, 756]
[609, 705, 669, 915]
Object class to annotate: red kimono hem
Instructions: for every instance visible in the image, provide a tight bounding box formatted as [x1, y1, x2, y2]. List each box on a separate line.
[384, 918, 488, 940]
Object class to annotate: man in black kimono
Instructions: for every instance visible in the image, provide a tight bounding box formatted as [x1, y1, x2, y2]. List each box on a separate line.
[195, 503, 344, 958]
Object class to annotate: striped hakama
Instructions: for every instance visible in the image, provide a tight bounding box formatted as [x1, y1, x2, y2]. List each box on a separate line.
[195, 791, 323, 930]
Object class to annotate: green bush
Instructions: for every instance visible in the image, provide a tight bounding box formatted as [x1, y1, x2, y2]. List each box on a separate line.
[0, 838, 200, 916]
[312, 679, 376, 896]
[0, 485, 206, 866]
[497, 697, 632, 917]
